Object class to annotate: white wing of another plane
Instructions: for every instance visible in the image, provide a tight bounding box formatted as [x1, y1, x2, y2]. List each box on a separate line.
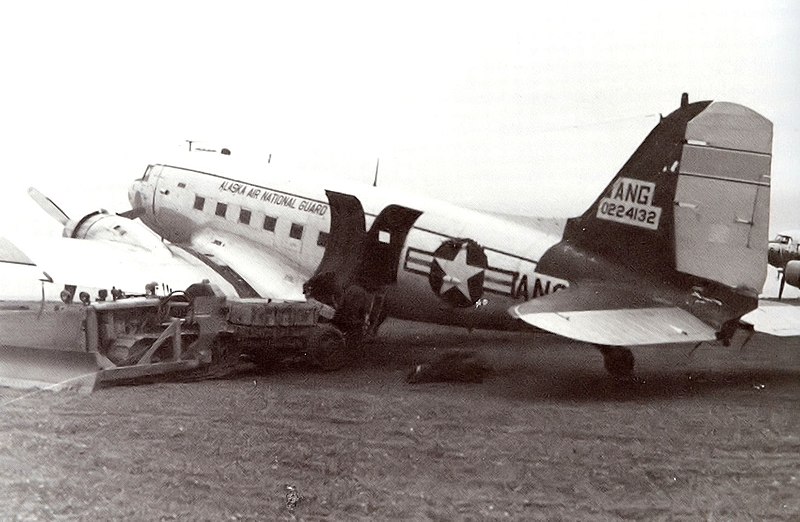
[1, 234, 237, 301]
[0, 236, 36, 266]
[741, 300, 800, 337]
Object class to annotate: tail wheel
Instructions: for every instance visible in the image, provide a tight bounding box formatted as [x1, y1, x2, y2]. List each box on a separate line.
[308, 324, 348, 371]
[598, 346, 635, 378]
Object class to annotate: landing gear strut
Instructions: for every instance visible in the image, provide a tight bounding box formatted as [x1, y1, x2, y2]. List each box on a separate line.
[333, 285, 370, 350]
[597, 346, 635, 379]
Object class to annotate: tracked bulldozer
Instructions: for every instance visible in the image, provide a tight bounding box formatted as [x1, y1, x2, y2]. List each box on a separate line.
[0, 290, 350, 393]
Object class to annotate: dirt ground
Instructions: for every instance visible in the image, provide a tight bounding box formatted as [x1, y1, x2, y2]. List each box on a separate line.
[1, 320, 798, 521]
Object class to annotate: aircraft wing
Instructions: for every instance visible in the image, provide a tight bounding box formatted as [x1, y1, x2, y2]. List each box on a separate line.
[509, 282, 718, 345]
[187, 229, 309, 301]
[1, 234, 239, 300]
[741, 299, 800, 337]
[0, 236, 36, 266]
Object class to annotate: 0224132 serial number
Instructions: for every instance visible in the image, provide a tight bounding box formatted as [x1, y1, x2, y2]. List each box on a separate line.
[596, 198, 661, 230]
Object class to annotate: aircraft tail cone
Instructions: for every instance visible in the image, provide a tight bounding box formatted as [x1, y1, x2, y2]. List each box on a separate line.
[0, 345, 100, 394]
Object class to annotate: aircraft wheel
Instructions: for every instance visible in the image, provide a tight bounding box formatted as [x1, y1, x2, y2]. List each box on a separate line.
[366, 308, 388, 340]
[598, 346, 635, 378]
[308, 324, 348, 371]
[334, 285, 369, 350]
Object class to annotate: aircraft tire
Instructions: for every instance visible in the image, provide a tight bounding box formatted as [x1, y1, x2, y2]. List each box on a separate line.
[334, 285, 369, 350]
[308, 324, 349, 371]
[598, 346, 635, 378]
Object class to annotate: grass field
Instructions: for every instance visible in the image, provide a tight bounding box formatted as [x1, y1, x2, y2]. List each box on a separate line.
[1, 320, 798, 520]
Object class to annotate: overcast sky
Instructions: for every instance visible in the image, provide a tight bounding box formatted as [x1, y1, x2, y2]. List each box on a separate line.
[1, 1, 798, 294]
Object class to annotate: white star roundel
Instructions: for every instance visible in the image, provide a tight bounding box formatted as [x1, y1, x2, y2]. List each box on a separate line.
[429, 238, 488, 307]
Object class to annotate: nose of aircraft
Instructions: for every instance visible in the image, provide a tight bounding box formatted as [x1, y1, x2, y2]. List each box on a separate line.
[767, 241, 783, 268]
[128, 181, 146, 214]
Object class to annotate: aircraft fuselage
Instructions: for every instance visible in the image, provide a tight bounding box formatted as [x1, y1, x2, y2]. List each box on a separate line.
[768, 231, 800, 270]
[128, 156, 569, 330]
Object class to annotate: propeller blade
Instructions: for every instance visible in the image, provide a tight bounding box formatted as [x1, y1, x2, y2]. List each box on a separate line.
[28, 187, 69, 225]
[778, 270, 786, 300]
[117, 208, 145, 220]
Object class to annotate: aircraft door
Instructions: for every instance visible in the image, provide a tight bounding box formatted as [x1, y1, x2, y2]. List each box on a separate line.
[304, 191, 368, 304]
[303, 191, 422, 305]
[359, 205, 423, 291]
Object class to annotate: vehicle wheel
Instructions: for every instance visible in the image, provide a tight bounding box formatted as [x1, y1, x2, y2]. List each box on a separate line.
[598, 346, 635, 378]
[308, 324, 348, 371]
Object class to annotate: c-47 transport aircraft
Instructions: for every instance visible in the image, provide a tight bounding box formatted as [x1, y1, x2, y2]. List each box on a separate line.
[738, 229, 800, 338]
[3, 96, 794, 379]
[768, 229, 800, 298]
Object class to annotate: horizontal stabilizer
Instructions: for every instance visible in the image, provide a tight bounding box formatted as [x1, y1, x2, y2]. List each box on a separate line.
[741, 300, 800, 337]
[509, 284, 717, 345]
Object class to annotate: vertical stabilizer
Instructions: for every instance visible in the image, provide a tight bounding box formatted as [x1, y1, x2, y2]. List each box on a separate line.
[513, 98, 773, 346]
[550, 100, 772, 296]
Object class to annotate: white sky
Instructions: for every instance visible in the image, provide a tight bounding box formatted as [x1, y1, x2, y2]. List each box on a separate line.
[1, 2, 798, 253]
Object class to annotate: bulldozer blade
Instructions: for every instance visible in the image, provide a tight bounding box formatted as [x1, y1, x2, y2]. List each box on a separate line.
[0, 345, 101, 393]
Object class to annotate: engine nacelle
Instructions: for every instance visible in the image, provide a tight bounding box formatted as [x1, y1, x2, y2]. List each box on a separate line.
[63, 211, 169, 255]
[785, 260, 800, 289]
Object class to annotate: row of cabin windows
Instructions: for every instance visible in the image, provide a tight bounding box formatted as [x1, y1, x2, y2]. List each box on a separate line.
[193, 195, 328, 247]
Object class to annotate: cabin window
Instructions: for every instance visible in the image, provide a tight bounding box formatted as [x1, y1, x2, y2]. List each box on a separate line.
[290, 223, 304, 240]
[317, 231, 329, 247]
[177, 182, 186, 188]
[263, 215, 277, 231]
[194, 196, 205, 211]
[216, 202, 227, 217]
[239, 208, 251, 225]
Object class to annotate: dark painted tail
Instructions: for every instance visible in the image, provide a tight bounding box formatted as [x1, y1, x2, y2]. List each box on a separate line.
[542, 98, 773, 297]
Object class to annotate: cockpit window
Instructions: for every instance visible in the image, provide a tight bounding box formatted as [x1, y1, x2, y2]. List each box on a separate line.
[141, 165, 153, 181]
[775, 235, 791, 244]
